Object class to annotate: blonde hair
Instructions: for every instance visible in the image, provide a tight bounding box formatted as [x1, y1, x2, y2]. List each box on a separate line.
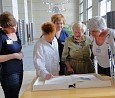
[72, 22, 86, 33]
[51, 14, 66, 24]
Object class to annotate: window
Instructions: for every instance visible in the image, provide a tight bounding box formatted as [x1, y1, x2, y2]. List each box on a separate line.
[99, 0, 111, 16]
[80, 0, 83, 3]
[87, 0, 92, 20]
[99, 0, 106, 16]
[87, 0, 92, 8]
[79, 0, 84, 22]
[86, 0, 92, 35]
[87, 8, 92, 20]
[107, 0, 111, 12]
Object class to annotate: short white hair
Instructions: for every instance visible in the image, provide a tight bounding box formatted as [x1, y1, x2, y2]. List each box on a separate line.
[88, 16, 107, 31]
[72, 22, 86, 33]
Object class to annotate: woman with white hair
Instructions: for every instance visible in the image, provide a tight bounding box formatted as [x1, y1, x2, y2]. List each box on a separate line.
[62, 22, 95, 75]
[88, 16, 115, 76]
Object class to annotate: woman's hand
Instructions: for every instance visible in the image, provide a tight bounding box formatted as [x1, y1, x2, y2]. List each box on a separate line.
[67, 66, 74, 74]
[0, 52, 24, 62]
[65, 61, 74, 74]
[45, 73, 54, 80]
[13, 52, 24, 60]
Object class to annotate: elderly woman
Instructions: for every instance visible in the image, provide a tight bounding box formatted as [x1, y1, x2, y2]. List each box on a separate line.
[62, 22, 95, 75]
[88, 16, 115, 76]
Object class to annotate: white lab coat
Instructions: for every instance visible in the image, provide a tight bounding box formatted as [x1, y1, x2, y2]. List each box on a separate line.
[33, 36, 60, 79]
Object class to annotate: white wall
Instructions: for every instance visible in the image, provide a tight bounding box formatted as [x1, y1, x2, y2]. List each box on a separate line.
[2, 0, 18, 20]
[12, 0, 18, 20]
[32, 0, 79, 38]
[18, 0, 28, 23]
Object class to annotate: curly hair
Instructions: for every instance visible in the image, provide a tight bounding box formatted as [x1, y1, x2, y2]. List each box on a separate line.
[41, 22, 56, 35]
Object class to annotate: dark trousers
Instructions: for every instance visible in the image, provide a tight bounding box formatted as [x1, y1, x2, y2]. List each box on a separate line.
[59, 61, 66, 75]
[98, 64, 110, 76]
[1, 73, 23, 98]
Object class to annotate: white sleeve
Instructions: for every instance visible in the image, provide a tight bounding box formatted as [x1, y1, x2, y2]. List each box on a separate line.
[33, 41, 49, 79]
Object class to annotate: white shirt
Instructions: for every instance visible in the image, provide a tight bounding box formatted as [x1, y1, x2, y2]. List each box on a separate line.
[33, 37, 60, 79]
[92, 28, 115, 68]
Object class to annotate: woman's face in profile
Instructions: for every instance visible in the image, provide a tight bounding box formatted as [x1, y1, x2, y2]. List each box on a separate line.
[3, 25, 17, 34]
[90, 29, 101, 38]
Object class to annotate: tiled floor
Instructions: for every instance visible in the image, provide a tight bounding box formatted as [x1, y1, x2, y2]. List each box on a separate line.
[22, 41, 36, 71]
[0, 41, 37, 98]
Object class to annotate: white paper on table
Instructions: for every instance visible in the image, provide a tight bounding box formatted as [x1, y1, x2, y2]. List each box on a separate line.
[45, 76, 73, 84]
[70, 74, 101, 82]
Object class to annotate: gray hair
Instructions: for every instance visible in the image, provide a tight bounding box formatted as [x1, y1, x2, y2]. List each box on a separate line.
[72, 22, 86, 33]
[88, 16, 107, 31]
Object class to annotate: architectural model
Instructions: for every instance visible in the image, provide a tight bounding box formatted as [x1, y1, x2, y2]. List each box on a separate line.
[33, 74, 111, 91]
